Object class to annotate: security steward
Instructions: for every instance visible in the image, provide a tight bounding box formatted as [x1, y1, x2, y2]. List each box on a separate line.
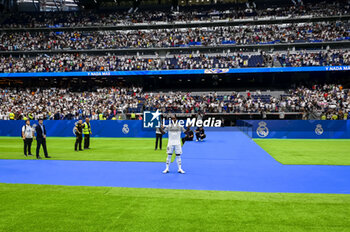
[35, 119, 51, 159]
[9, 111, 15, 120]
[182, 127, 194, 144]
[155, 125, 165, 150]
[74, 120, 83, 151]
[83, 117, 92, 149]
[22, 120, 34, 157]
[195, 126, 206, 142]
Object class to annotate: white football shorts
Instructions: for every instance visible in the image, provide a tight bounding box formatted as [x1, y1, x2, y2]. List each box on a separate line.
[167, 144, 182, 155]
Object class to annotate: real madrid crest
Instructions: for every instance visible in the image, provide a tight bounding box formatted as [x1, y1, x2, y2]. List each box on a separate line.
[122, 124, 130, 134]
[256, 121, 269, 138]
[315, 124, 324, 135]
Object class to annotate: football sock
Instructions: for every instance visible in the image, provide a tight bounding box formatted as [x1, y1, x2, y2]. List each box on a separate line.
[176, 155, 181, 169]
[166, 154, 172, 169]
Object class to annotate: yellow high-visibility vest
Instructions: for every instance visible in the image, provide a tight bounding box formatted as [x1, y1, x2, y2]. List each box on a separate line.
[83, 122, 91, 135]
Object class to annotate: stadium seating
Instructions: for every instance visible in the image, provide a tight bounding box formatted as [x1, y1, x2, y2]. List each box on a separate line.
[0, 85, 347, 120]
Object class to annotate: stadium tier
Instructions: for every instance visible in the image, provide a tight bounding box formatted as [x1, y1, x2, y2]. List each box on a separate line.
[0, 1, 348, 28]
[1, 22, 350, 51]
[1, 1, 350, 232]
[0, 50, 349, 73]
[0, 84, 348, 120]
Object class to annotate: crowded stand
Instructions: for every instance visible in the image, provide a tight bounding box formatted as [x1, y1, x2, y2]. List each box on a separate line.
[1, 22, 349, 51]
[0, 1, 348, 28]
[0, 50, 349, 73]
[0, 53, 268, 72]
[277, 50, 350, 67]
[0, 0, 349, 121]
[0, 85, 348, 120]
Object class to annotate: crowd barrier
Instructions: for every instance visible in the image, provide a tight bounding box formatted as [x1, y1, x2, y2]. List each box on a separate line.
[1, 120, 349, 139]
[0, 120, 158, 138]
[240, 120, 350, 139]
[0, 66, 349, 78]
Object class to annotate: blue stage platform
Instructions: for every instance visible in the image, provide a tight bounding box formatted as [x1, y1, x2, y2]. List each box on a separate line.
[0, 128, 349, 194]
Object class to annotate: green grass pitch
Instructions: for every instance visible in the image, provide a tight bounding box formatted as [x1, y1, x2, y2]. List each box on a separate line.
[2, 137, 349, 166]
[1, 137, 350, 231]
[0, 184, 349, 232]
[0, 137, 168, 162]
[254, 139, 350, 165]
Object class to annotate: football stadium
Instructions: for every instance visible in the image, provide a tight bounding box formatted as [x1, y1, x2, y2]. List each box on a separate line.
[0, 0, 350, 231]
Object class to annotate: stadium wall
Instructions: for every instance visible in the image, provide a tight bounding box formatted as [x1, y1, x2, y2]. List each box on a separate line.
[0, 120, 157, 138]
[0, 66, 349, 78]
[1, 120, 349, 139]
[241, 120, 350, 139]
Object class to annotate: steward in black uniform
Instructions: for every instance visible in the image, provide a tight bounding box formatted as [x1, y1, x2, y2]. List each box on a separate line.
[155, 126, 165, 150]
[182, 127, 194, 144]
[195, 126, 206, 141]
[74, 120, 83, 151]
[83, 118, 92, 149]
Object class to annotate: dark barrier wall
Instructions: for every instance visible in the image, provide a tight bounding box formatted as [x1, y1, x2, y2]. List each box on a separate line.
[1, 66, 349, 78]
[1, 120, 350, 139]
[242, 120, 350, 139]
[0, 120, 159, 138]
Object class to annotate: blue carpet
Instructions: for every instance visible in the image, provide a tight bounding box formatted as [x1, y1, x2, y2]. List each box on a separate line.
[0, 128, 350, 194]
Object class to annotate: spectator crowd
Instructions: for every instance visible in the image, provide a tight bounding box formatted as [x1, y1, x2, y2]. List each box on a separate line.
[1, 22, 349, 51]
[1, 1, 347, 28]
[0, 50, 349, 73]
[0, 84, 348, 120]
[277, 50, 350, 67]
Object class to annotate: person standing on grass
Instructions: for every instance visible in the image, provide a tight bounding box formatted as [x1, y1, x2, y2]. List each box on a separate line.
[83, 117, 92, 149]
[74, 120, 83, 151]
[22, 120, 34, 157]
[162, 115, 186, 174]
[155, 125, 164, 150]
[35, 119, 51, 159]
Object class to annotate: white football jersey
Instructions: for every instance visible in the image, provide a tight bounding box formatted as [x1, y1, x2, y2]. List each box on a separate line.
[164, 123, 185, 146]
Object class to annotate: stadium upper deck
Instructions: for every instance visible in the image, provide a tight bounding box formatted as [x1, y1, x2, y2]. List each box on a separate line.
[1, 22, 349, 52]
[0, 0, 349, 76]
[0, 1, 348, 30]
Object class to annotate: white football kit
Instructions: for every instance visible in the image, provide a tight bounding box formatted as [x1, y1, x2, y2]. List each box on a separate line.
[165, 123, 185, 154]
[163, 122, 186, 174]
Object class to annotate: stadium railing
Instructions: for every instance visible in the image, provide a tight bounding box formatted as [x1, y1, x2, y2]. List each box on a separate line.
[2, 15, 350, 32]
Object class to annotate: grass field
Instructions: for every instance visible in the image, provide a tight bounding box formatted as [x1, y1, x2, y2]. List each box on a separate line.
[1, 137, 350, 166]
[1, 137, 350, 231]
[0, 183, 349, 232]
[0, 137, 168, 162]
[254, 139, 350, 165]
